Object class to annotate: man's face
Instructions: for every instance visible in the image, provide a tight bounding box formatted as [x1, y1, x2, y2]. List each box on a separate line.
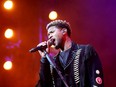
[47, 26, 64, 49]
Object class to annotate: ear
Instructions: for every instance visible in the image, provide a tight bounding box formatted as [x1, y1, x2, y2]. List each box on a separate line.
[62, 28, 67, 35]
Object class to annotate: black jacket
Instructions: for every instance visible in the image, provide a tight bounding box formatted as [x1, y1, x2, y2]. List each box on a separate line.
[36, 42, 104, 87]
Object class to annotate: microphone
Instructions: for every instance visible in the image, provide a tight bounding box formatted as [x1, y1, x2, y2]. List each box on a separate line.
[29, 39, 54, 53]
[29, 45, 47, 53]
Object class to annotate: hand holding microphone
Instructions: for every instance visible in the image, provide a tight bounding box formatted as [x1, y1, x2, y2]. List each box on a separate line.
[29, 39, 54, 57]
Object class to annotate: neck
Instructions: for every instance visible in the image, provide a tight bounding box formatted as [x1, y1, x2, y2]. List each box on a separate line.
[60, 37, 72, 52]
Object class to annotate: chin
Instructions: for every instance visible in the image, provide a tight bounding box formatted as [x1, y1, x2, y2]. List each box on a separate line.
[55, 45, 59, 49]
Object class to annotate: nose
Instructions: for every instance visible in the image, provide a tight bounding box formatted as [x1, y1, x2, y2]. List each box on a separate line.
[48, 36, 52, 39]
[48, 35, 52, 40]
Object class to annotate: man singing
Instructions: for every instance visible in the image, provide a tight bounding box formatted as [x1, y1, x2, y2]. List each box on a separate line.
[35, 20, 104, 87]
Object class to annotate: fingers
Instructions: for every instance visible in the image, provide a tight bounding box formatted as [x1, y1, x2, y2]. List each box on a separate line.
[37, 41, 50, 57]
[37, 41, 47, 47]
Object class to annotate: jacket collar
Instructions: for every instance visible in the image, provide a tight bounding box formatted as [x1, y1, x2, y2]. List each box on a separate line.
[54, 42, 79, 69]
[65, 42, 79, 69]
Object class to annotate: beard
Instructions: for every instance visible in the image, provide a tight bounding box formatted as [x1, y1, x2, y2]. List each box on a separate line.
[55, 45, 60, 49]
[54, 38, 64, 50]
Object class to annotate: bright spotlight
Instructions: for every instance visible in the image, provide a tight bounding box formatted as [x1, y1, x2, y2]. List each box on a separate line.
[4, 0, 13, 10]
[49, 11, 58, 20]
[4, 28, 14, 39]
[3, 61, 12, 70]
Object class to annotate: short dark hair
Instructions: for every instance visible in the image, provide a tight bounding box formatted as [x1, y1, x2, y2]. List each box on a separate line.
[46, 20, 71, 37]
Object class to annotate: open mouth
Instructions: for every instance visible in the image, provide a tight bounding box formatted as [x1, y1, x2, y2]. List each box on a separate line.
[48, 38, 55, 46]
[49, 38, 55, 48]
[51, 38, 55, 45]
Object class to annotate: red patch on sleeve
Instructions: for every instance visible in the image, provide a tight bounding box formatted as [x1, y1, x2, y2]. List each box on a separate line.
[96, 77, 102, 84]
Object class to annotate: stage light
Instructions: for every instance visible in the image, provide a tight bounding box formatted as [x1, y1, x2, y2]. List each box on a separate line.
[4, 28, 14, 39]
[4, 0, 13, 10]
[3, 61, 12, 70]
[49, 11, 58, 20]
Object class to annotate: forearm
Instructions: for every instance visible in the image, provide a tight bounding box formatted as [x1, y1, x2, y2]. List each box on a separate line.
[39, 57, 53, 87]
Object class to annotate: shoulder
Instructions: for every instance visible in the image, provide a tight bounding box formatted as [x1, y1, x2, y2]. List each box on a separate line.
[74, 42, 98, 57]
[77, 43, 95, 52]
[72, 42, 93, 51]
[78, 44, 99, 60]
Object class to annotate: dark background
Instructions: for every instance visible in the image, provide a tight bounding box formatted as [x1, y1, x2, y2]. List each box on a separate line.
[0, 0, 116, 87]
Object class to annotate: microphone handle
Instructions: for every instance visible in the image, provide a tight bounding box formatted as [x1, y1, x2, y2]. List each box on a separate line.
[29, 39, 54, 53]
[29, 45, 47, 53]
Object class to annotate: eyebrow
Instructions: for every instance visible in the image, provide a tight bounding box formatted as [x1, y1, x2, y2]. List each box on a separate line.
[47, 30, 54, 36]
